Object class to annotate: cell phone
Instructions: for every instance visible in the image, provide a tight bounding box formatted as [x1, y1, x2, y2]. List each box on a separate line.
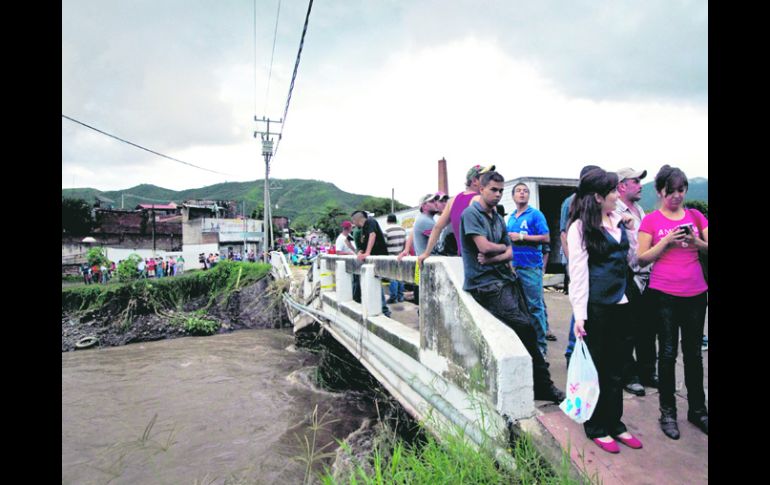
[678, 223, 693, 235]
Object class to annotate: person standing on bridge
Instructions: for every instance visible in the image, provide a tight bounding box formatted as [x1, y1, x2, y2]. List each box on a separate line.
[568, 167, 643, 454]
[351, 210, 392, 318]
[384, 214, 407, 303]
[460, 170, 565, 404]
[615, 167, 658, 397]
[637, 165, 708, 439]
[507, 182, 553, 358]
[410, 164, 495, 266]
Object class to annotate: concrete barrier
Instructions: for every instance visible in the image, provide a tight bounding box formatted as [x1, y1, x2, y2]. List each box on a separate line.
[292, 254, 537, 443]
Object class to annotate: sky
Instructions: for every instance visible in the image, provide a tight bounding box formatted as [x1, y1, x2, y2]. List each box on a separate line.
[62, 0, 708, 206]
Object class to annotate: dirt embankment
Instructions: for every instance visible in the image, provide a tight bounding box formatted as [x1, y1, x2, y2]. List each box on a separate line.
[62, 275, 290, 352]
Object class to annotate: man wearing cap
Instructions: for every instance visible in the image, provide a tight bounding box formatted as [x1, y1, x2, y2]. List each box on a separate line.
[507, 182, 552, 358]
[615, 167, 658, 395]
[407, 164, 495, 267]
[384, 214, 407, 303]
[336, 221, 357, 255]
[562, 164, 600, 367]
[351, 210, 392, 318]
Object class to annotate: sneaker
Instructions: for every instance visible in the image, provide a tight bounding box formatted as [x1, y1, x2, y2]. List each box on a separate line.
[534, 384, 566, 403]
[624, 382, 645, 396]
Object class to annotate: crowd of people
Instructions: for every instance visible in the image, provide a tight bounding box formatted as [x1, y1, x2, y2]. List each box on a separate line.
[79, 261, 117, 284]
[198, 250, 258, 269]
[331, 162, 707, 454]
[136, 255, 185, 278]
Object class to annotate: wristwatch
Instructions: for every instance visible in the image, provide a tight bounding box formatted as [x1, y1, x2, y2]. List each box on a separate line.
[519, 233, 524, 241]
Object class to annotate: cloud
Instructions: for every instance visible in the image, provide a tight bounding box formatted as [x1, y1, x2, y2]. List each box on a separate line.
[62, 1, 707, 206]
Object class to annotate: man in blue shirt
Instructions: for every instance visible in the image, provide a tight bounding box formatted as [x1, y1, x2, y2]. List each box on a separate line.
[507, 183, 551, 357]
[460, 171, 565, 403]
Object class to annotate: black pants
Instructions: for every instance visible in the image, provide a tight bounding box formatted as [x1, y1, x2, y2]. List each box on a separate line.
[649, 289, 708, 416]
[470, 279, 555, 392]
[352, 274, 361, 303]
[622, 276, 657, 384]
[583, 303, 629, 439]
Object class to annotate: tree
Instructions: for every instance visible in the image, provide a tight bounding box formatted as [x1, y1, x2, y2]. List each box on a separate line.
[358, 197, 409, 217]
[316, 204, 347, 240]
[684, 200, 708, 218]
[86, 247, 109, 267]
[62, 198, 94, 235]
[117, 254, 143, 281]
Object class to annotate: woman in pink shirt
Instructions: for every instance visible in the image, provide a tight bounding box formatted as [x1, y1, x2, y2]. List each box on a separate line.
[638, 165, 708, 440]
[568, 168, 643, 454]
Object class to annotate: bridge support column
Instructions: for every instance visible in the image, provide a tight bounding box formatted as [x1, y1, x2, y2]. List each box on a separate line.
[319, 259, 334, 293]
[360, 264, 382, 317]
[335, 260, 352, 302]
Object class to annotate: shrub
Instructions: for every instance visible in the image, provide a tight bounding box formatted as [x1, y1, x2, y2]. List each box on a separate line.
[183, 315, 220, 335]
[117, 254, 143, 282]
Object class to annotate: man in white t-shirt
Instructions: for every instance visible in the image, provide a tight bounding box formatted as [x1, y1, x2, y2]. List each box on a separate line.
[335, 221, 356, 255]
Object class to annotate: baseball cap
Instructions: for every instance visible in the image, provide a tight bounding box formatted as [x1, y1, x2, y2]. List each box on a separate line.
[616, 167, 648, 182]
[466, 164, 496, 184]
[341, 220, 353, 229]
[418, 193, 440, 206]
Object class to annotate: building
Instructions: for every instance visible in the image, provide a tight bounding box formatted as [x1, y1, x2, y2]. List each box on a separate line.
[181, 200, 263, 267]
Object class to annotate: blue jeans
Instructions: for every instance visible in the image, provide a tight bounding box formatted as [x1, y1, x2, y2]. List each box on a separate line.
[566, 314, 576, 358]
[388, 280, 405, 301]
[381, 287, 391, 317]
[516, 267, 548, 356]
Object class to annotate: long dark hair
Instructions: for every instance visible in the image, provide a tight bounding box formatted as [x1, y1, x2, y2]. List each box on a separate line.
[569, 168, 619, 255]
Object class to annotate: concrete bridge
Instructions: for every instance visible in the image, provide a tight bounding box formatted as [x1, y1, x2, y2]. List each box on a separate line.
[273, 251, 709, 484]
[277, 252, 545, 469]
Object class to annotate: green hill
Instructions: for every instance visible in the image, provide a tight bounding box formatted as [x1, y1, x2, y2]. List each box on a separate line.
[62, 179, 408, 228]
[640, 177, 708, 212]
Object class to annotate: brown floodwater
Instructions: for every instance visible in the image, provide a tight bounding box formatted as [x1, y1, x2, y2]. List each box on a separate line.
[62, 329, 377, 485]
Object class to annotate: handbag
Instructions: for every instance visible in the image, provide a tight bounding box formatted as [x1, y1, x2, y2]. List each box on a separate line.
[559, 338, 600, 423]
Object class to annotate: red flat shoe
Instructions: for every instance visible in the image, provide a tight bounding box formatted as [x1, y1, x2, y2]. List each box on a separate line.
[615, 434, 643, 449]
[593, 438, 620, 454]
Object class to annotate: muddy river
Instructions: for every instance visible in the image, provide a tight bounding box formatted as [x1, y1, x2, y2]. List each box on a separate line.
[62, 329, 377, 484]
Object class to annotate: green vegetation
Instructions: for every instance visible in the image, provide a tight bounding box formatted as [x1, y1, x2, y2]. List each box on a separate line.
[182, 314, 220, 335]
[117, 254, 143, 282]
[86, 247, 110, 267]
[62, 261, 271, 318]
[61, 179, 410, 230]
[320, 421, 586, 485]
[684, 199, 708, 218]
[61, 197, 94, 235]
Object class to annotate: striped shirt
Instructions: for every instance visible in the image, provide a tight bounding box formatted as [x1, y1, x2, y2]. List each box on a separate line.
[385, 224, 407, 255]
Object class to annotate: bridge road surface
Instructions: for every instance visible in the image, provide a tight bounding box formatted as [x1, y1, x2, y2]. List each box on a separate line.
[386, 285, 708, 485]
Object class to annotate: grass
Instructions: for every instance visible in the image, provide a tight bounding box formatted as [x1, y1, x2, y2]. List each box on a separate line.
[319, 420, 590, 485]
[62, 261, 272, 315]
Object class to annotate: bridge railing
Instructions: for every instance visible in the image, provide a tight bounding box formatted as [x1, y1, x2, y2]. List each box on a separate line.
[316, 254, 536, 424]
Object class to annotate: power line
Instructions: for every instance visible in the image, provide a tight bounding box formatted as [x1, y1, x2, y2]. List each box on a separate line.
[272, 0, 313, 159]
[62, 114, 236, 176]
[263, 0, 282, 114]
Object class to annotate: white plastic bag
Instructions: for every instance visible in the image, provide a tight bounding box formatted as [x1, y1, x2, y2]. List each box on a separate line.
[559, 338, 600, 423]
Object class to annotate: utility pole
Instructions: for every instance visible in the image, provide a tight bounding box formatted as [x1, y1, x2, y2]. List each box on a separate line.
[254, 116, 282, 261]
[391, 188, 394, 214]
[151, 206, 156, 255]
